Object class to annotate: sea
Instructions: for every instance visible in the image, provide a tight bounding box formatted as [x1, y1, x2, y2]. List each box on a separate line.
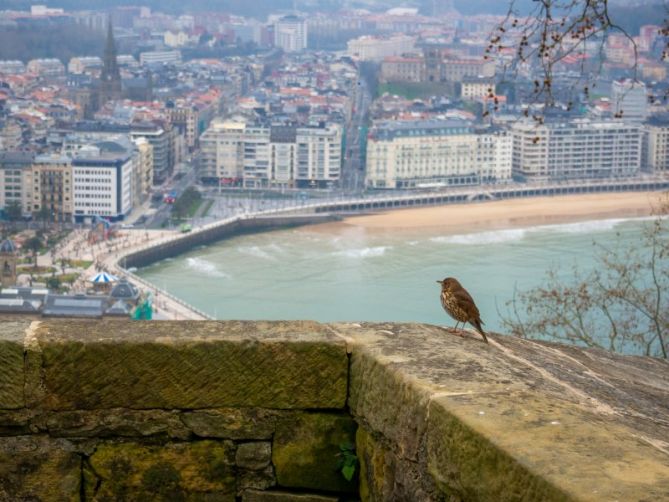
[136, 215, 654, 334]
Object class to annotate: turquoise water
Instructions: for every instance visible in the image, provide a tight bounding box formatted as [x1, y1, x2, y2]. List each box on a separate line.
[137, 216, 652, 332]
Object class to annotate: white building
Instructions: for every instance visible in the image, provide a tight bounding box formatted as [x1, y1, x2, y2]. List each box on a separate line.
[71, 145, 135, 222]
[164, 30, 197, 48]
[200, 120, 245, 180]
[0, 61, 26, 74]
[139, 50, 182, 66]
[611, 80, 648, 123]
[365, 120, 512, 189]
[511, 119, 642, 180]
[347, 35, 416, 62]
[200, 120, 341, 188]
[67, 57, 103, 75]
[26, 58, 65, 77]
[274, 15, 307, 53]
[644, 117, 669, 172]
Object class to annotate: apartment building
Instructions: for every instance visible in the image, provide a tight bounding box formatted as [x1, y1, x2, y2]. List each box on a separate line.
[71, 146, 134, 223]
[441, 58, 494, 82]
[133, 138, 154, 202]
[274, 15, 308, 53]
[365, 120, 512, 189]
[380, 56, 425, 83]
[644, 117, 669, 172]
[139, 51, 182, 66]
[31, 155, 74, 223]
[167, 105, 198, 150]
[200, 120, 341, 188]
[611, 80, 648, 123]
[0, 152, 34, 218]
[461, 78, 494, 100]
[200, 120, 245, 180]
[129, 124, 170, 184]
[511, 120, 642, 180]
[26, 59, 65, 77]
[347, 35, 416, 62]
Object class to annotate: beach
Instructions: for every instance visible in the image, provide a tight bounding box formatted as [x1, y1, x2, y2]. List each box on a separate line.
[310, 192, 664, 236]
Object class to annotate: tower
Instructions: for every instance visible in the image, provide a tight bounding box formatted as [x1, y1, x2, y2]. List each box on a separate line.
[0, 239, 17, 288]
[99, 18, 122, 107]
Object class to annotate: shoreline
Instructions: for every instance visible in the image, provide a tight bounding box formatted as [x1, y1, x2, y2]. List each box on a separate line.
[306, 192, 663, 237]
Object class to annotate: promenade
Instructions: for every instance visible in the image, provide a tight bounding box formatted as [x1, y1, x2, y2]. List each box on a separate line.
[35, 228, 210, 320]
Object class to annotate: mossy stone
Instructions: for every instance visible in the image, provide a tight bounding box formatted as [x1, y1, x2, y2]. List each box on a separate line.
[88, 440, 235, 500]
[272, 412, 357, 493]
[0, 322, 28, 409]
[0, 436, 80, 502]
[34, 321, 348, 410]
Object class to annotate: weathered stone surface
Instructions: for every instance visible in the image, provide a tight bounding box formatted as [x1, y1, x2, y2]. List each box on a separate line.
[0, 409, 35, 435]
[236, 441, 272, 470]
[182, 408, 280, 439]
[32, 321, 348, 410]
[333, 322, 669, 502]
[0, 435, 80, 502]
[0, 321, 29, 409]
[35, 409, 190, 439]
[356, 426, 439, 501]
[88, 440, 236, 500]
[242, 490, 339, 502]
[237, 465, 276, 493]
[272, 412, 357, 493]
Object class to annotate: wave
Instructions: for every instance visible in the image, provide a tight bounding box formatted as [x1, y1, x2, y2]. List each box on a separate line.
[431, 228, 526, 245]
[535, 216, 654, 235]
[334, 246, 390, 258]
[431, 216, 654, 246]
[185, 257, 230, 278]
[237, 245, 277, 260]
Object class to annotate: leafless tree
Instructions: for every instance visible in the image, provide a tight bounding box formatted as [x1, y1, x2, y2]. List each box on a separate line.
[501, 197, 669, 358]
[486, 0, 669, 113]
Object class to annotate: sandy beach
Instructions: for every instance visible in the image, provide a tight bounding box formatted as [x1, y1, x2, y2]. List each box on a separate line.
[309, 192, 664, 236]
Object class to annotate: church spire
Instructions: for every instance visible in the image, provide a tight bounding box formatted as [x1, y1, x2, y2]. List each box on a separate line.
[99, 16, 122, 105]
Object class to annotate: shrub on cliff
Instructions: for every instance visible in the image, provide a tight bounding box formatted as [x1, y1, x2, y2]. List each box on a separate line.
[502, 197, 668, 358]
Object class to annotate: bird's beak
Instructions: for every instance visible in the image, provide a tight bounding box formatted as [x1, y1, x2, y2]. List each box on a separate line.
[435, 280, 441, 284]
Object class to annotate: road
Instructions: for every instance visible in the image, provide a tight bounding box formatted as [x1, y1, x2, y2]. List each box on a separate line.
[341, 73, 372, 194]
[144, 155, 201, 229]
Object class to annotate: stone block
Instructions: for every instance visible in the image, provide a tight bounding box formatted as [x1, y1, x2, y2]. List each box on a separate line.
[0, 321, 29, 409]
[242, 490, 339, 502]
[272, 412, 357, 493]
[35, 409, 190, 439]
[0, 409, 34, 436]
[0, 436, 80, 501]
[182, 408, 280, 439]
[428, 392, 669, 502]
[33, 321, 348, 410]
[237, 465, 276, 492]
[236, 441, 272, 470]
[88, 440, 236, 500]
[356, 426, 439, 501]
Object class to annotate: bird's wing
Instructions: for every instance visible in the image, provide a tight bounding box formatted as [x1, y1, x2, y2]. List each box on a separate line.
[454, 289, 480, 317]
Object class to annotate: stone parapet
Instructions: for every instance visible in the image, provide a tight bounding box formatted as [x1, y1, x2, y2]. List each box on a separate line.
[0, 321, 668, 501]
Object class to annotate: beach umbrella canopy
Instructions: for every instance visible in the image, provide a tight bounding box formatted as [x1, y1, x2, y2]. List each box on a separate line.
[90, 272, 118, 284]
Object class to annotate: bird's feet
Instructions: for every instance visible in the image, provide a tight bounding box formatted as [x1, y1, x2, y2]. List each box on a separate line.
[440, 326, 465, 337]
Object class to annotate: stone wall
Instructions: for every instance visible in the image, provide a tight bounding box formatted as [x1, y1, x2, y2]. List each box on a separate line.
[1, 320, 669, 501]
[123, 214, 339, 269]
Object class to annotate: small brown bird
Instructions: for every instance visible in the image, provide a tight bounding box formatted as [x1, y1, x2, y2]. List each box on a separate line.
[437, 277, 488, 343]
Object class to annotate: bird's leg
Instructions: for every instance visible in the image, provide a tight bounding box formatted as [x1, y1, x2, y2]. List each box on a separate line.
[453, 321, 461, 330]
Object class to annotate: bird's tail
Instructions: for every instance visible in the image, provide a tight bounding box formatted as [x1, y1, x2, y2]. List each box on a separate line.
[471, 318, 488, 344]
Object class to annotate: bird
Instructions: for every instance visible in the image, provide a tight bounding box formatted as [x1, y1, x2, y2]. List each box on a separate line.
[437, 277, 488, 343]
